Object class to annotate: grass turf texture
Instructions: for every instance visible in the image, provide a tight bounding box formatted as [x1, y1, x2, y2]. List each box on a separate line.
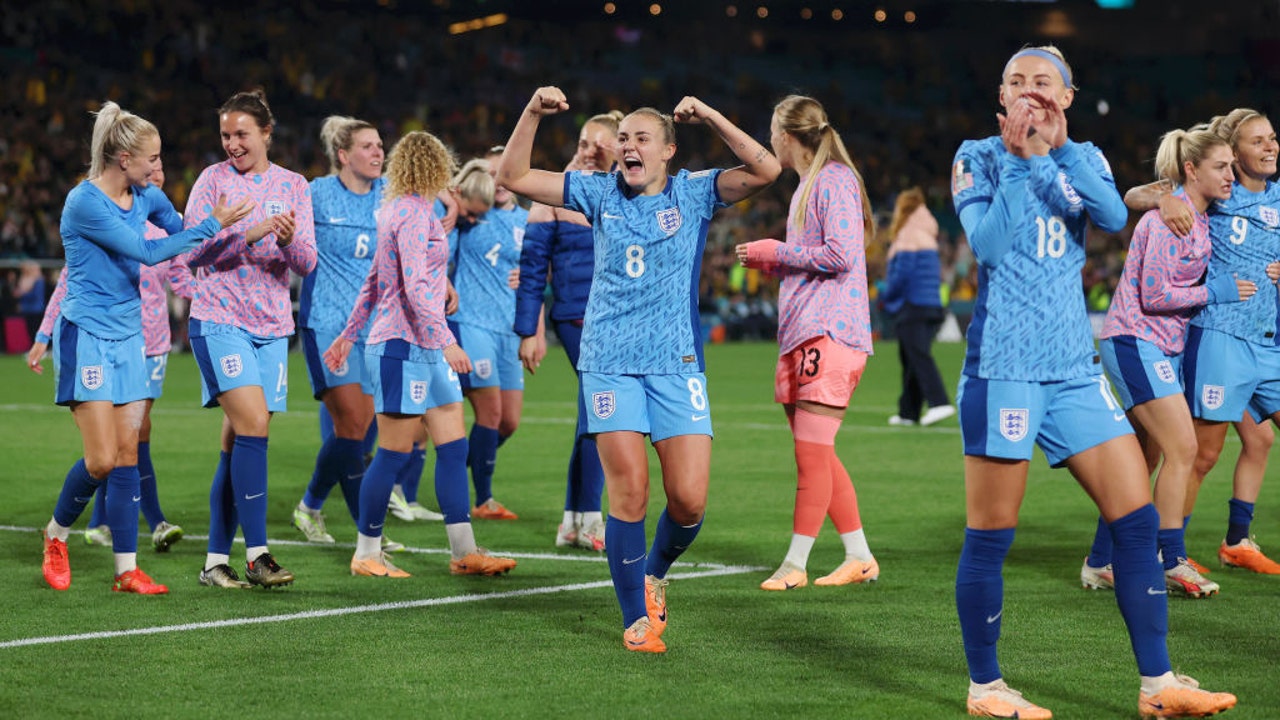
[1, 341, 1277, 719]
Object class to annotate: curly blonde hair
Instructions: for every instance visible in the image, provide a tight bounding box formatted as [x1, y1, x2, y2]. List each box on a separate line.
[384, 131, 455, 200]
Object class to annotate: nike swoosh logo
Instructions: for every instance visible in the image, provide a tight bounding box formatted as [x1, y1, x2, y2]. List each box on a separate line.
[602, 212, 623, 219]
[371, 522, 384, 530]
[347, 473, 364, 480]
[330, 217, 347, 223]
[132, 495, 142, 502]
[244, 492, 265, 500]
[986, 610, 1003, 624]
[655, 609, 667, 621]
[691, 414, 708, 422]
[1147, 587, 1167, 595]
[74, 496, 92, 504]
[274, 395, 288, 403]
[1113, 412, 1126, 422]
[784, 581, 800, 589]
[622, 554, 645, 565]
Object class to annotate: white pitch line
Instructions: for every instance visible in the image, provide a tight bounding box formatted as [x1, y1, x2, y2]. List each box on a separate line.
[0, 563, 762, 650]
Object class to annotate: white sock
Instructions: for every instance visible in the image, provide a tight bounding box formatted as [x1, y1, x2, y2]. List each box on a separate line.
[840, 529, 873, 562]
[582, 511, 603, 527]
[113, 552, 137, 576]
[783, 534, 816, 569]
[969, 678, 1005, 696]
[205, 553, 230, 571]
[246, 546, 268, 564]
[391, 484, 405, 500]
[46, 518, 71, 543]
[355, 533, 381, 559]
[446, 522, 477, 558]
[562, 511, 576, 528]
[1141, 672, 1179, 696]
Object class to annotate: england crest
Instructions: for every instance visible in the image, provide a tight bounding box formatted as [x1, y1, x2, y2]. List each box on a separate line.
[265, 200, 285, 216]
[1057, 171, 1083, 209]
[1153, 360, 1176, 384]
[81, 365, 104, 390]
[592, 390, 616, 420]
[513, 227, 525, 248]
[220, 354, 243, 378]
[1261, 206, 1279, 228]
[410, 380, 428, 404]
[1202, 384, 1225, 410]
[999, 408, 1029, 442]
[333, 359, 349, 377]
[475, 359, 493, 380]
[656, 207, 682, 236]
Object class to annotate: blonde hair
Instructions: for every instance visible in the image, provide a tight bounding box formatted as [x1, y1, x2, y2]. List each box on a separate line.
[88, 101, 158, 180]
[451, 158, 495, 208]
[773, 95, 874, 236]
[320, 115, 376, 174]
[383, 131, 455, 200]
[623, 107, 676, 145]
[1153, 128, 1230, 185]
[888, 187, 926, 240]
[1207, 108, 1269, 151]
[586, 110, 625, 135]
[1003, 44, 1076, 90]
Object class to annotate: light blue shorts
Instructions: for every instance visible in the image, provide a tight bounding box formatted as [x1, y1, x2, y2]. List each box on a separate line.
[957, 373, 1132, 467]
[146, 353, 169, 400]
[1099, 336, 1183, 411]
[581, 372, 713, 442]
[456, 323, 524, 392]
[190, 322, 290, 412]
[53, 316, 149, 406]
[301, 327, 373, 399]
[367, 340, 463, 415]
[1183, 325, 1280, 423]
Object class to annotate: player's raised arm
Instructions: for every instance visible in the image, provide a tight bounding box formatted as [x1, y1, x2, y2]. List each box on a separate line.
[495, 87, 571, 207]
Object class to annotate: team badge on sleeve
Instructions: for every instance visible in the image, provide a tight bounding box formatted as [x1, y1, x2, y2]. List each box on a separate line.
[220, 354, 243, 378]
[410, 381, 428, 404]
[999, 408, 1029, 442]
[1057, 171, 1083, 209]
[1202, 385, 1225, 410]
[1153, 360, 1176, 384]
[952, 159, 974, 194]
[81, 365, 104, 390]
[656, 208, 682, 236]
[592, 391, 616, 420]
[1260, 206, 1279, 228]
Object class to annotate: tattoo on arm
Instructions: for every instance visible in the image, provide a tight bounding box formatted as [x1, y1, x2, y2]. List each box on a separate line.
[753, 148, 767, 164]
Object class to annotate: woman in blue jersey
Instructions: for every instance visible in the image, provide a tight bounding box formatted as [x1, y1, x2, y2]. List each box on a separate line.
[447, 156, 529, 521]
[497, 86, 780, 653]
[516, 111, 622, 551]
[1133, 109, 1280, 576]
[40, 101, 251, 594]
[950, 47, 1236, 718]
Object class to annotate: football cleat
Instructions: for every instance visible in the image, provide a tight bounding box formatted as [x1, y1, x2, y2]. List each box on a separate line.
[645, 575, 669, 636]
[292, 504, 335, 543]
[151, 521, 183, 552]
[449, 549, 517, 576]
[245, 552, 294, 588]
[1138, 674, 1236, 718]
[1081, 558, 1115, 590]
[967, 679, 1053, 719]
[113, 568, 168, 595]
[472, 498, 518, 520]
[199, 564, 251, 589]
[407, 502, 444, 521]
[351, 553, 411, 578]
[921, 404, 957, 426]
[815, 557, 880, 586]
[381, 535, 406, 553]
[555, 522, 579, 548]
[1185, 557, 1212, 575]
[1165, 559, 1220, 598]
[887, 415, 917, 427]
[1218, 537, 1280, 574]
[84, 525, 112, 547]
[622, 616, 667, 654]
[760, 561, 808, 591]
[42, 530, 71, 591]
[388, 486, 415, 522]
[576, 520, 606, 552]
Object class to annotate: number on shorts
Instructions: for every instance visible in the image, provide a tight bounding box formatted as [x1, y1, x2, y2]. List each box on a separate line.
[276, 362, 288, 395]
[1035, 215, 1068, 258]
[1229, 215, 1249, 245]
[687, 377, 707, 411]
[798, 347, 821, 378]
[354, 233, 371, 258]
[150, 354, 167, 382]
[625, 244, 646, 278]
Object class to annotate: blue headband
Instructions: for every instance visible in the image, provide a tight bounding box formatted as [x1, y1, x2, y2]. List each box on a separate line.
[1005, 49, 1073, 88]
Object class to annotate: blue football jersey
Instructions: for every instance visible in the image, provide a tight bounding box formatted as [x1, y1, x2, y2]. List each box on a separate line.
[449, 204, 528, 334]
[565, 169, 726, 375]
[1192, 180, 1280, 345]
[952, 137, 1126, 381]
[299, 175, 383, 338]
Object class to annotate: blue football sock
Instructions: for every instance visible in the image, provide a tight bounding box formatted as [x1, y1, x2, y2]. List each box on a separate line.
[1109, 504, 1171, 677]
[231, 436, 269, 549]
[955, 527, 1014, 684]
[88, 482, 107, 528]
[106, 465, 141, 554]
[302, 436, 340, 510]
[433, 438, 470, 524]
[334, 438, 365, 524]
[137, 441, 165, 529]
[1157, 527, 1187, 570]
[576, 436, 604, 513]
[1225, 498, 1254, 546]
[606, 515, 648, 627]
[399, 444, 427, 504]
[361, 417, 378, 461]
[646, 509, 703, 579]
[564, 434, 582, 513]
[359, 448, 408, 537]
[467, 425, 500, 505]
[1086, 514, 1112, 568]
[207, 451, 236, 554]
[497, 433, 510, 448]
[53, 458, 101, 528]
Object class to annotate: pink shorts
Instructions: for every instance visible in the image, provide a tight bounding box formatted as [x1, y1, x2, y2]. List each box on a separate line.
[774, 336, 867, 407]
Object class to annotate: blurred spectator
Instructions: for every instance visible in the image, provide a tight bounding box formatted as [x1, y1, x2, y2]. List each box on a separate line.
[16, 260, 47, 345]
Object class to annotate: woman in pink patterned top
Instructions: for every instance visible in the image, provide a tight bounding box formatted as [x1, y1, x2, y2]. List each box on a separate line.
[325, 131, 516, 578]
[181, 90, 317, 589]
[1084, 127, 1252, 598]
[736, 95, 880, 592]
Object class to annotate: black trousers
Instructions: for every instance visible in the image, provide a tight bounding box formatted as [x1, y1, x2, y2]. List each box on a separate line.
[894, 304, 950, 420]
